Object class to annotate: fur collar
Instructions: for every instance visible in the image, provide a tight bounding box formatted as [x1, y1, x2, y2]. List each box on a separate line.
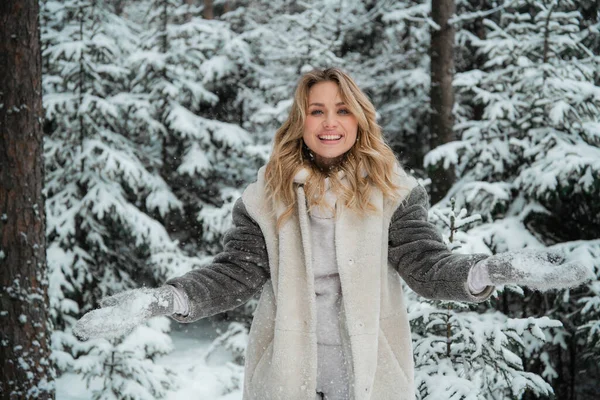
[293, 168, 347, 219]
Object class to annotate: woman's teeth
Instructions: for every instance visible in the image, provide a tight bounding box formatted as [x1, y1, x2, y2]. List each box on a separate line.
[318, 135, 342, 140]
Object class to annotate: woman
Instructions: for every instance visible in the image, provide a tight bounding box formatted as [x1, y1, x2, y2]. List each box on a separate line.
[74, 68, 592, 400]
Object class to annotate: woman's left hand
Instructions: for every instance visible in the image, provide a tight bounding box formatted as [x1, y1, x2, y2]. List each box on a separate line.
[478, 249, 595, 291]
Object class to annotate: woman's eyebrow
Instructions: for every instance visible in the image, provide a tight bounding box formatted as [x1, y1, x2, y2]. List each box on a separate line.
[308, 102, 346, 107]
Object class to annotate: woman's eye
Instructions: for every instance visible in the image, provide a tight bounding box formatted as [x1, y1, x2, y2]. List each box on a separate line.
[310, 110, 323, 116]
[338, 109, 351, 115]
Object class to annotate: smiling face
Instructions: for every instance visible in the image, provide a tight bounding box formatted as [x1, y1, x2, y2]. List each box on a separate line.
[303, 81, 358, 169]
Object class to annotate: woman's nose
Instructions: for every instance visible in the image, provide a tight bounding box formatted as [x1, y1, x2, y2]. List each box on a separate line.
[323, 114, 337, 128]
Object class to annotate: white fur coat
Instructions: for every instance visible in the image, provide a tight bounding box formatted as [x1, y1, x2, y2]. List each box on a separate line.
[241, 166, 420, 400]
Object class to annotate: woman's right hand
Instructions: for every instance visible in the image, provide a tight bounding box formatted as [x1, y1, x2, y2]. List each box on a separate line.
[72, 286, 176, 340]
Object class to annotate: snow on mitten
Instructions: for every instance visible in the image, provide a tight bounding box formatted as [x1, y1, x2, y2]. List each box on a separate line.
[481, 249, 594, 291]
[73, 285, 176, 340]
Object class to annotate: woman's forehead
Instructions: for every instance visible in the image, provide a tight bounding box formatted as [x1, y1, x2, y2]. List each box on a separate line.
[307, 81, 345, 102]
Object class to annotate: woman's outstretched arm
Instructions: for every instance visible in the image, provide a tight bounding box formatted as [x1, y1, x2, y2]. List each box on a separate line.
[388, 185, 593, 302]
[166, 197, 270, 322]
[73, 197, 270, 340]
[388, 185, 493, 302]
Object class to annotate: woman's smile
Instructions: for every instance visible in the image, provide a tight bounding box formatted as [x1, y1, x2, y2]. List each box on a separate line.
[317, 132, 343, 143]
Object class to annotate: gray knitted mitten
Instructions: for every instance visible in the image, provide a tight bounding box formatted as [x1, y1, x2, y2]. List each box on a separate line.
[73, 285, 176, 341]
[481, 249, 594, 291]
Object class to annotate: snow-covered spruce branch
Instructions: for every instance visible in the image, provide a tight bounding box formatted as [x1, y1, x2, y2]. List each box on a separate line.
[449, 0, 519, 26]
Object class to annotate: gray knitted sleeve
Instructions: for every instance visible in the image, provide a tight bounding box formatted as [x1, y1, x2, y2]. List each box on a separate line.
[166, 198, 270, 322]
[388, 185, 493, 302]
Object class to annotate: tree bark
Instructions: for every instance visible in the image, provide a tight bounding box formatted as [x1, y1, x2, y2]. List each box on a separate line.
[203, 0, 214, 20]
[429, 0, 456, 203]
[0, 1, 54, 398]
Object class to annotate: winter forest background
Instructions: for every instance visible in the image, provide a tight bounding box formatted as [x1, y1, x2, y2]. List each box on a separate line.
[1, 0, 600, 399]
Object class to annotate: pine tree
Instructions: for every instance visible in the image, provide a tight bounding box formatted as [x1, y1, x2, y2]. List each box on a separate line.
[409, 198, 558, 399]
[425, 1, 600, 397]
[129, 0, 263, 256]
[41, 1, 183, 397]
[123, 1, 268, 392]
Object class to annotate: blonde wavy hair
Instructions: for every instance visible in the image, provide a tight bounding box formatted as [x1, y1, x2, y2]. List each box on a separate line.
[264, 67, 401, 227]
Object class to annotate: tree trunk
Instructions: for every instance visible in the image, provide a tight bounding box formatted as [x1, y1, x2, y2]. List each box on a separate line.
[0, 1, 54, 399]
[203, 0, 214, 20]
[464, 0, 488, 122]
[428, 0, 456, 203]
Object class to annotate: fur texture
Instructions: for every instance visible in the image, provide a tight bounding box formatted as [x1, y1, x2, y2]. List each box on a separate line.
[388, 185, 494, 302]
[166, 199, 270, 322]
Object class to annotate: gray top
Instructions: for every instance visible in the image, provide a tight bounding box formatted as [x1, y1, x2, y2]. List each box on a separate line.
[311, 214, 343, 346]
[308, 188, 343, 346]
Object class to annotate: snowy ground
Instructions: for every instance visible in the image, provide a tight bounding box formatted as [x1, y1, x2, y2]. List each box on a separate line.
[56, 319, 243, 400]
